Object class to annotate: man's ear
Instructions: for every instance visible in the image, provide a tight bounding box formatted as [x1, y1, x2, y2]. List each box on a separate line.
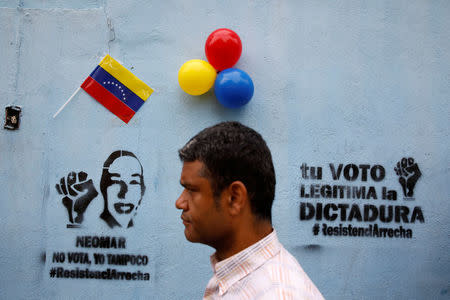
[225, 181, 248, 216]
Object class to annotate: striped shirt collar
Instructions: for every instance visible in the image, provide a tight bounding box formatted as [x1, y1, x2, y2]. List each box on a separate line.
[209, 230, 281, 296]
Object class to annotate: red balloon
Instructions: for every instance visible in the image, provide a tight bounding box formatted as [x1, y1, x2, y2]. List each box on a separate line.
[205, 28, 242, 71]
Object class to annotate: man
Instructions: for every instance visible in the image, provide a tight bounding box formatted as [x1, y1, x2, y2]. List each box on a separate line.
[176, 122, 324, 299]
[100, 150, 146, 228]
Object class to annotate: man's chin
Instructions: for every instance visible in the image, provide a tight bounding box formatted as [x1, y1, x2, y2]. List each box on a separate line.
[112, 215, 132, 228]
[184, 229, 199, 243]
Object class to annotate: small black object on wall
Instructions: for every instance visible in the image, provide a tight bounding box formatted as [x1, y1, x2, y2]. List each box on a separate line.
[4, 105, 21, 130]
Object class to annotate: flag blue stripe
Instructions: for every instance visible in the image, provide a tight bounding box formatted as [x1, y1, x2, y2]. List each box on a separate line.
[89, 66, 144, 112]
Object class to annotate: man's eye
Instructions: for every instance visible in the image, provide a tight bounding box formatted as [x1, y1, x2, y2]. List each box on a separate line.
[187, 187, 198, 193]
[130, 180, 141, 185]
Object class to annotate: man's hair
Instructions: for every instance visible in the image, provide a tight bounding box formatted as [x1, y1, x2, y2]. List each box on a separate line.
[178, 121, 275, 222]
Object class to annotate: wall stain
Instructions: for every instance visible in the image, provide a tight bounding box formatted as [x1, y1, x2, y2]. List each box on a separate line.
[292, 244, 322, 252]
[303, 244, 322, 251]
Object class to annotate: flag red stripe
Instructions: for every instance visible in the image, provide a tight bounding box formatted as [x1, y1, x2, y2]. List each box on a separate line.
[81, 76, 135, 123]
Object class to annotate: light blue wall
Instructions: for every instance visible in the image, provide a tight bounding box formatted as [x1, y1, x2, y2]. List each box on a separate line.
[1, 0, 449, 299]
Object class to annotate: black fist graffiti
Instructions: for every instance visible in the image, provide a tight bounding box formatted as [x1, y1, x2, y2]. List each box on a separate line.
[394, 158, 421, 198]
[55, 171, 99, 224]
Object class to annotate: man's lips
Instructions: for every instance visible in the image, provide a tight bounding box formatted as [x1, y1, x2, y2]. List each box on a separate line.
[114, 203, 134, 214]
[181, 215, 191, 225]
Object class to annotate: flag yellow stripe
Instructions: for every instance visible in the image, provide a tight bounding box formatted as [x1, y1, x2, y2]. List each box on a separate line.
[99, 55, 153, 101]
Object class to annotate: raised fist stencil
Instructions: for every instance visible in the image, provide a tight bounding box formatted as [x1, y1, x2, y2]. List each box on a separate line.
[55, 171, 99, 225]
[394, 157, 421, 198]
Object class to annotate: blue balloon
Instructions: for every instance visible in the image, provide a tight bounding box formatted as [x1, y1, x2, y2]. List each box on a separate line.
[214, 68, 254, 108]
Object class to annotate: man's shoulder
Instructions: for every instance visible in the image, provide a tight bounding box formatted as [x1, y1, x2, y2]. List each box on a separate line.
[263, 245, 312, 280]
[253, 245, 324, 299]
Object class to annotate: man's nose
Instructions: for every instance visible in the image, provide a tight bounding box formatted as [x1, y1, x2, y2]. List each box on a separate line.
[117, 181, 128, 199]
[175, 190, 187, 210]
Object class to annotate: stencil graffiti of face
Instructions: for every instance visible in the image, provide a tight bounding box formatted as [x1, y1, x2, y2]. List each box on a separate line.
[106, 156, 144, 228]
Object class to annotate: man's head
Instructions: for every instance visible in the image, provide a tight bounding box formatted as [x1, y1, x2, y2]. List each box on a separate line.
[176, 121, 275, 245]
[100, 150, 146, 228]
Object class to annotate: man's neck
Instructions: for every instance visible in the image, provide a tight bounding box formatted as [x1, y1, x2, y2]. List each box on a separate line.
[214, 220, 273, 262]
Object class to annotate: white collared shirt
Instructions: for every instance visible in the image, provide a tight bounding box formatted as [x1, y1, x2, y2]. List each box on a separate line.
[204, 230, 324, 299]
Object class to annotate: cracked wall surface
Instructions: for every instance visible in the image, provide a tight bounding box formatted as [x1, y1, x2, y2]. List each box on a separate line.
[0, 0, 449, 299]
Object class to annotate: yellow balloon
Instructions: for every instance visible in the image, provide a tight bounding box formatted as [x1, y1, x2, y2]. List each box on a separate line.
[178, 59, 217, 95]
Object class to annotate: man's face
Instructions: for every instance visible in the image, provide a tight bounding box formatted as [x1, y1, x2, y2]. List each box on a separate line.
[176, 161, 231, 246]
[106, 156, 144, 227]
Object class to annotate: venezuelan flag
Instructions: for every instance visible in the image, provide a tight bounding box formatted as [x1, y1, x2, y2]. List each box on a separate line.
[81, 55, 153, 123]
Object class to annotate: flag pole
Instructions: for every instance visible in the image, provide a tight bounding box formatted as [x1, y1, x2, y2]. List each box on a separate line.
[53, 86, 81, 119]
